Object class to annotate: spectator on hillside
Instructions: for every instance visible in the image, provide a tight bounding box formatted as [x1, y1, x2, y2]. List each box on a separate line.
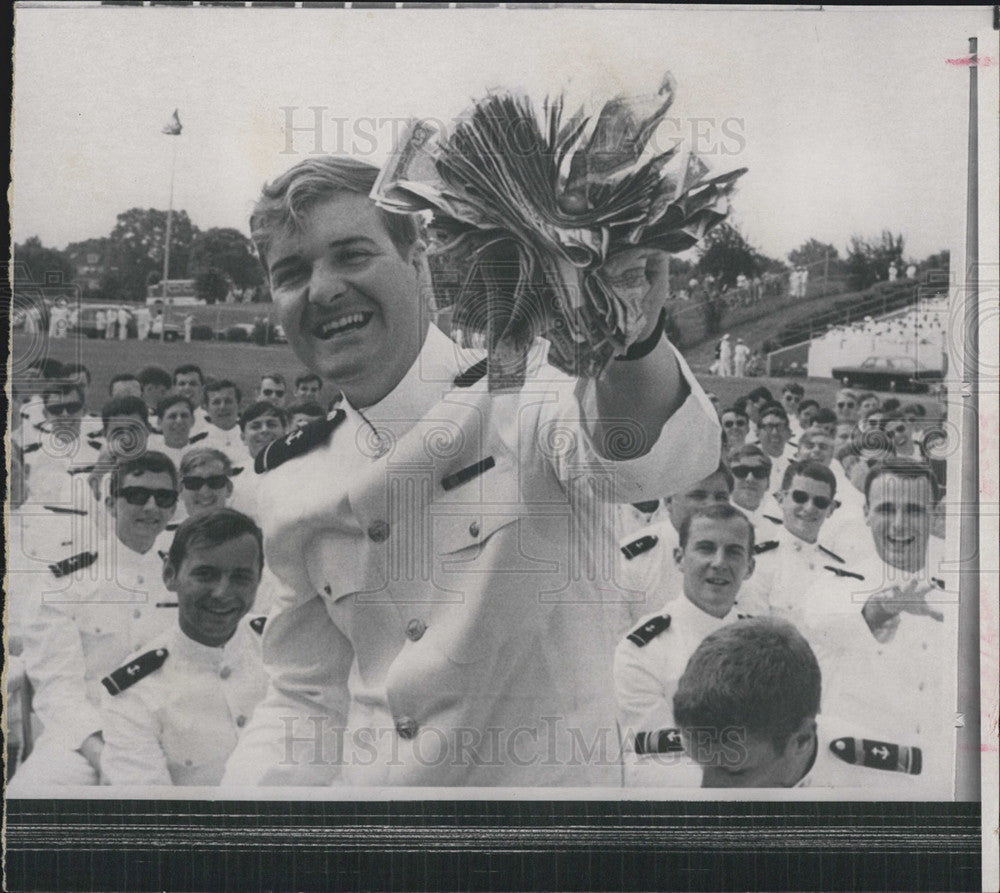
[733, 338, 751, 376]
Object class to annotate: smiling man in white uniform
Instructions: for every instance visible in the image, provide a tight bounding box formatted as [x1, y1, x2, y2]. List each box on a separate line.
[221, 156, 721, 787]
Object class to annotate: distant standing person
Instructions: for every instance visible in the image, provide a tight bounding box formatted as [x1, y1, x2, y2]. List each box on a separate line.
[733, 338, 751, 377]
[151, 309, 165, 340]
[136, 305, 152, 340]
[718, 333, 734, 377]
[117, 304, 131, 340]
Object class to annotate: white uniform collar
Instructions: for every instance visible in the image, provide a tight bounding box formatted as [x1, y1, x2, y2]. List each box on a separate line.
[171, 625, 226, 668]
[358, 324, 475, 433]
[672, 590, 736, 634]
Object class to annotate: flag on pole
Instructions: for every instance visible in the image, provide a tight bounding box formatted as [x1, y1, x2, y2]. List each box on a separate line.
[162, 109, 182, 136]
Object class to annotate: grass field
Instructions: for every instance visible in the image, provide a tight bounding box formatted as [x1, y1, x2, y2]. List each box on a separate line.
[11, 333, 945, 418]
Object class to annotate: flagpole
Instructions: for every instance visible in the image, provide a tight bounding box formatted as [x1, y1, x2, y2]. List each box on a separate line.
[161, 130, 179, 341]
[956, 36, 980, 804]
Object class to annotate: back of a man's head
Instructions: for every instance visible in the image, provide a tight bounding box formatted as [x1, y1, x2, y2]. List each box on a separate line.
[673, 617, 821, 752]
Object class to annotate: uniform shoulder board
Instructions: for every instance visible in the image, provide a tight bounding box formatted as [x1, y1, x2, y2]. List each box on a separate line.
[635, 728, 685, 755]
[68, 464, 97, 476]
[818, 544, 845, 564]
[22, 442, 42, 455]
[86, 428, 104, 439]
[626, 613, 671, 647]
[255, 410, 346, 474]
[165, 522, 180, 532]
[101, 648, 169, 696]
[453, 357, 488, 388]
[761, 514, 783, 525]
[621, 534, 659, 560]
[49, 550, 99, 578]
[823, 565, 865, 581]
[754, 540, 779, 555]
[931, 577, 946, 589]
[188, 431, 209, 444]
[43, 505, 88, 516]
[829, 736, 921, 775]
[249, 616, 267, 636]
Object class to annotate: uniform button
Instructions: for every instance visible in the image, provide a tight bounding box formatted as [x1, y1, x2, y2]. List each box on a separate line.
[185, 759, 193, 767]
[368, 520, 390, 542]
[918, 682, 925, 691]
[395, 717, 419, 740]
[406, 619, 427, 641]
[469, 521, 480, 538]
[236, 715, 246, 728]
[137, 575, 144, 585]
[133, 609, 142, 619]
[220, 666, 231, 680]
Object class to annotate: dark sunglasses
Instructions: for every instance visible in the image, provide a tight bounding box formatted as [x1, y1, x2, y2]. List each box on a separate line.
[836, 401, 856, 409]
[888, 424, 907, 435]
[722, 419, 748, 429]
[732, 465, 770, 480]
[261, 388, 285, 398]
[118, 486, 179, 508]
[789, 490, 833, 510]
[182, 474, 230, 491]
[46, 401, 84, 416]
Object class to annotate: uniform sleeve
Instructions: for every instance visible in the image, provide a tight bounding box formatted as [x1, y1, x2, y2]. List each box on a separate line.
[19, 595, 103, 752]
[99, 688, 172, 786]
[537, 344, 721, 503]
[221, 595, 354, 786]
[613, 641, 673, 737]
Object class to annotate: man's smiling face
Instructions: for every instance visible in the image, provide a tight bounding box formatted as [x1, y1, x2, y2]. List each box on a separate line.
[265, 193, 428, 408]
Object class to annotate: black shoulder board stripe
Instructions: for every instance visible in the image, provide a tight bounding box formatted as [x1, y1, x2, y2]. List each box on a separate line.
[931, 577, 945, 589]
[829, 737, 921, 775]
[256, 410, 346, 474]
[762, 514, 783, 525]
[635, 728, 684, 755]
[86, 428, 104, 439]
[626, 613, 671, 647]
[249, 616, 267, 636]
[22, 442, 42, 455]
[230, 466, 244, 477]
[441, 456, 496, 492]
[101, 648, 169, 696]
[157, 550, 168, 561]
[165, 522, 180, 532]
[43, 505, 87, 516]
[621, 534, 658, 560]
[818, 544, 845, 564]
[68, 465, 97, 476]
[754, 540, 779, 555]
[189, 431, 209, 444]
[823, 565, 865, 581]
[49, 551, 99, 578]
[453, 358, 488, 388]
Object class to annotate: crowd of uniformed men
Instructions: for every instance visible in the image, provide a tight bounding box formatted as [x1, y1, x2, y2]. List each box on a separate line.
[7, 155, 957, 793]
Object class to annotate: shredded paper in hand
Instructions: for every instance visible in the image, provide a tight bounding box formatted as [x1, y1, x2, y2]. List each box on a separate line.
[371, 74, 747, 389]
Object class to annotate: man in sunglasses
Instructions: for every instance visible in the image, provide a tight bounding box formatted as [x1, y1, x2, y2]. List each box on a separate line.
[736, 461, 856, 621]
[9, 453, 180, 790]
[754, 403, 795, 491]
[798, 459, 956, 796]
[780, 383, 805, 437]
[256, 372, 288, 407]
[728, 444, 781, 528]
[834, 389, 859, 424]
[720, 407, 750, 451]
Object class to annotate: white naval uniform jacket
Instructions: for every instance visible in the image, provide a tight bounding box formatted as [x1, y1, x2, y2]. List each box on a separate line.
[797, 543, 958, 798]
[18, 533, 177, 752]
[614, 596, 735, 737]
[100, 620, 268, 786]
[735, 524, 852, 623]
[615, 519, 684, 631]
[223, 326, 720, 787]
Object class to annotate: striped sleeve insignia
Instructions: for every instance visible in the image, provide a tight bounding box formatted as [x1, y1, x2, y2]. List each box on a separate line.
[621, 534, 658, 560]
[49, 551, 99, 577]
[256, 410, 346, 474]
[453, 357, 488, 388]
[188, 431, 209, 444]
[635, 728, 685, 755]
[626, 614, 671, 647]
[43, 505, 88, 516]
[754, 540, 779, 555]
[823, 565, 865, 581]
[818, 544, 846, 564]
[101, 648, 169, 696]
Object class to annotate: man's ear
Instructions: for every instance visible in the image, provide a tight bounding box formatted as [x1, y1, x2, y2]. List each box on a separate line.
[673, 546, 684, 568]
[743, 554, 755, 581]
[785, 717, 816, 760]
[162, 559, 178, 592]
